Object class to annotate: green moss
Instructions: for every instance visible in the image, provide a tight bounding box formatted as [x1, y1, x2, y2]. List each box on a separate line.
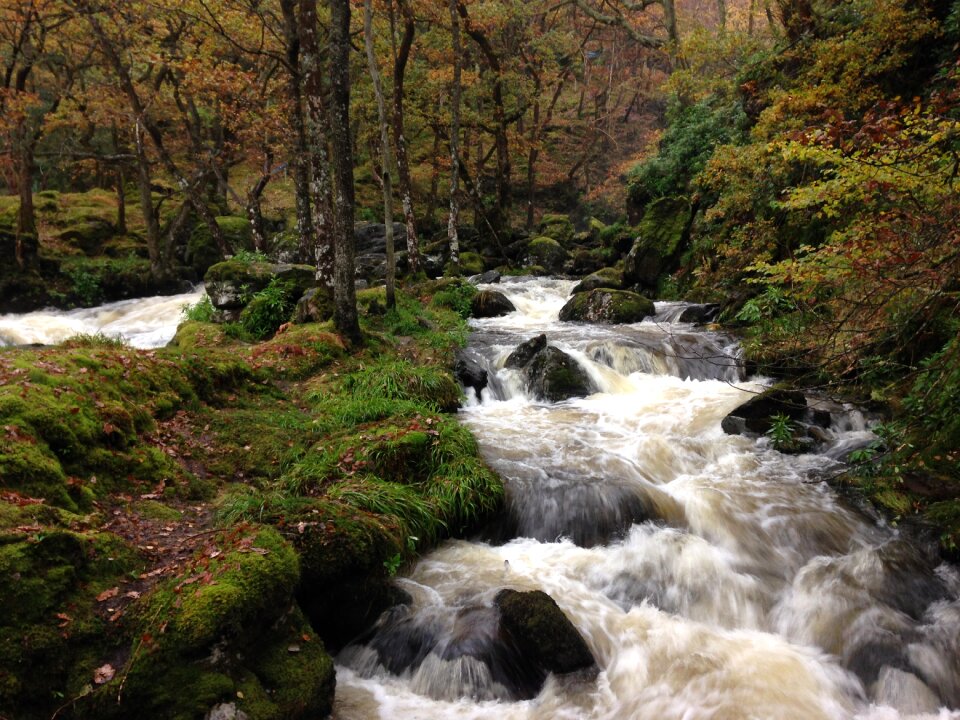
[134, 500, 183, 521]
[187, 215, 253, 274]
[538, 214, 575, 246]
[636, 196, 691, 261]
[559, 288, 655, 324]
[527, 236, 568, 273]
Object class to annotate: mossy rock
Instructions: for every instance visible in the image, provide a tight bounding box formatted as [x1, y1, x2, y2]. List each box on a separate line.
[721, 386, 807, 435]
[538, 214, 574, 246]
[187, 216, 254, 275]
[446, 251, 484, 277]
[587, 217, 607, 238]
[523, 345, 595, 402]
[205, 260, 314, 311]
[598, 223, 635, 255]
[526, 236, 567, 274]
[638, 197, 691, 262]
[56, 218, 116, 256]
[571, 267, 624, 294]
[495, 589, 595, 675]
[558, 288, 655, 324]
[470, 289, 515, 318]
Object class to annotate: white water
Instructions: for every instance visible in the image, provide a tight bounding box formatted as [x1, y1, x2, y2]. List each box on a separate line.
[335, 277, 960, 720]
[0, 286, 206, 349]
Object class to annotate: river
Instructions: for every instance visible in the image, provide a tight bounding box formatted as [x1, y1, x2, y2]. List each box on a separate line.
[334, 277, 960, 720]
[0, 285, 206, 349]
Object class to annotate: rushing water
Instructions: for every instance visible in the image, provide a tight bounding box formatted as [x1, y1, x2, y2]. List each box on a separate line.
[0, 285, 206, 349]
[335, 277, 960, 720]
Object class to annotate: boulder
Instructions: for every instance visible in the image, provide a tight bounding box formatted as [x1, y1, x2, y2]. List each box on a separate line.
[505, 334, 547, 369]
[678, 303, 720, 324]
[495, 589, 595, 675]
[186, 216, 253, 274]
[721, 387, 807, 435]
[559, 288, 655, 324]
[454, 351, 488, 396]
[294, 287, 334, 324]
[571, 267, 624, 294]
[526, 236, 567, 273]
[537, 214, 575, 246]
[623, 239, 663, 289]
[205, 260, 315, 311]
[470, 289, 516, 318]
[524, 346, 594, 402]
[471, 270, 502, 284]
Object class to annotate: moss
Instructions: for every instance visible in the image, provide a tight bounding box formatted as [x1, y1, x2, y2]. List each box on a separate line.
[571, 267, 624, 294]
[187, 215, 253, 274]
[526, 236, 568, 273]
[460, 251, 484, 275]
[538, 214, 575, 246]
[558, 288, 655, 324]
[134, 500, 183, 521]
[636, 196, 691, 261]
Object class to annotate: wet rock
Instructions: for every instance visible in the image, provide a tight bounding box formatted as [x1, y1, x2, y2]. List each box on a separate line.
[623, 238, 662, 289]
[505, 334, 547, 369]
[571, 267, 624, 294]
[677, 303, 720, 324]
[455, 350, 488, 396]
[870, 668, 942, 714]
[470, 289, 516, 318]
[537, 214, 575, 246]
[720, 387, 807, 435]
[471, 270, 502, 284]
[559, 288, 655, 324]
[524, 346, 594, 402]
[495, 589, 595, 675]
[206, 703, 249, 720]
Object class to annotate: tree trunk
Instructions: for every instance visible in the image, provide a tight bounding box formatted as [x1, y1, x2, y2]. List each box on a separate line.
[330, 0, 361, 343]
[365, 0, 396, 309]
[299, 0, 335, 288]
[662, 0, 679, 47]
[14, 138, 36, 269]
[281, 0, 316, 264]
[116, 167, 127, 235]
[133, 120, 165, 280]
[447, 0, 463, 271]
[717, 0, 727, 29]
[391, 0, 421, 274]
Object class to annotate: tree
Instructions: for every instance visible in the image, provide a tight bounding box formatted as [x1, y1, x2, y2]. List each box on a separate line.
[364, 0, 396, 308]
[446, 0, 462, 270]
[329, 0, 361, 342]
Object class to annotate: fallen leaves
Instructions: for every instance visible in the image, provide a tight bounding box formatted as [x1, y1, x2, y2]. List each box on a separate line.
[93, 664, 115, 685]
[96, 587, 119, 602]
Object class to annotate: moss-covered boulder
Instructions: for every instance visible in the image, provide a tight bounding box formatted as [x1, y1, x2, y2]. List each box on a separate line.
[470, 289, 516, 319]
[571, 267, 624, 294]
[721, 386, 807, 435]
[624, 197, 692, 289]
[294, 287, 334, 324]
[538, 214, 575, 246]
[505, 334, 547, 370]
[204, 260, 314, 312]
[495, 589, 595, 675]
[523, 346, 595, 402]
[56, 217, 116, 256]
[187, 216, 253, 275]
[559, 288, 655, 324]
[526, 236, 567, 273]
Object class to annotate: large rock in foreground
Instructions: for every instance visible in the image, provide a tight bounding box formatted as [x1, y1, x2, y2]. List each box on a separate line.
[721, 387, 807, 435]
[559, 288, 655, 324]
[505, 335, 593, 402]
[495, 589, 595, 675]
[205, 260, 315, 311]
[470, 289, 516, 318]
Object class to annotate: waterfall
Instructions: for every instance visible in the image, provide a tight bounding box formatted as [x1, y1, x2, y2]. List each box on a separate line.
[0, 285, 206, 349]
[336, 277, 960, 720]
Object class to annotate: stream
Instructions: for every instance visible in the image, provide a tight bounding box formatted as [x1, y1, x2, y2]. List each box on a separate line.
[333, 277, 960, 720]
[0, 285, 205, 349]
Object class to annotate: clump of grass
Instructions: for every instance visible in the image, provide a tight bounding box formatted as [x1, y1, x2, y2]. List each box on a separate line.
[181, 295, 215, 323]
[62, 332, 127, 348]
[338, 358, 461, 411]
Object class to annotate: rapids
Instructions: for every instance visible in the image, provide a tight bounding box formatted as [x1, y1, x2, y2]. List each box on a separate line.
[0, 285, 206, 349]
[335, 277, 960, 720]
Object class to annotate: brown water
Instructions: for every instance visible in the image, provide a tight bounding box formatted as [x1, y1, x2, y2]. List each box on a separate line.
[336, 277, 960, 719]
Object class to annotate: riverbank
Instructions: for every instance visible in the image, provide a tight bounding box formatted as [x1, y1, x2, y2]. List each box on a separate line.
[0, 278, 502, 719]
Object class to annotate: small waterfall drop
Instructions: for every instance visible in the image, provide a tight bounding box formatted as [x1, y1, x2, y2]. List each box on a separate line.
[0, 285, 206, 349]
[335, 277, 960, 720]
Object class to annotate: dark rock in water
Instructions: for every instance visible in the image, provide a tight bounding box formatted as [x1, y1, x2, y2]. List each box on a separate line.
[721, 387, 807, 435]
[471, 289, 516, 318]
[623, 239, 661, 289]
[559, 288, 655, 324]
[295, 287, 334, 324]
[495, 589, 595, 675]
[571, 267, 624, 295]
[678, 303, 720, 324]
[524, 346, 594, 402]
[455, 350, 488, 396]
[505, 334, 547, 369]
[471, 270, 502, 284]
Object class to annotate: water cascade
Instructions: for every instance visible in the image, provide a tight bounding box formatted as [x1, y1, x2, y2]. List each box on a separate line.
[335, 277, 960, 720]
[0, 285, 206, 349]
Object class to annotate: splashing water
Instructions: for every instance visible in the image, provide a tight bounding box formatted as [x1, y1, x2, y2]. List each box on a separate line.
[335, 277, 960, 720]
[0, 285, 206, 349]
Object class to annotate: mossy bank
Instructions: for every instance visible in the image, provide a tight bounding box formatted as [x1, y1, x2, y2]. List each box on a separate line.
[0, 277, 502, 719]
